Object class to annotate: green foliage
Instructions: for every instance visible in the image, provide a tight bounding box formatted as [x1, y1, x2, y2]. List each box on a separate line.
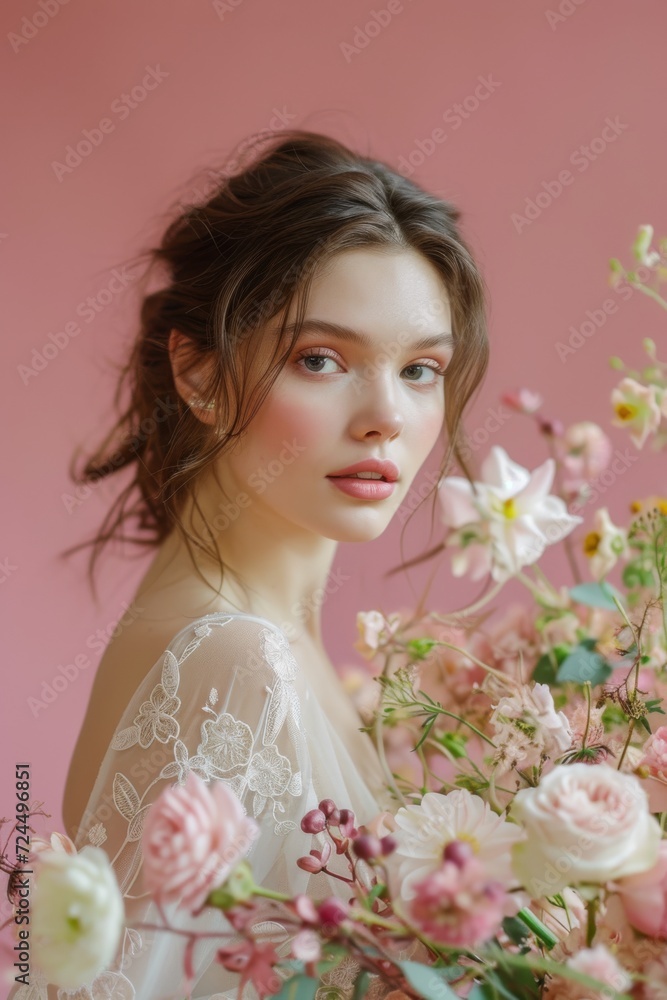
[268, 975, 320, 999]
[398, 961, 460, 999]
[568, 581, 623, 610]
[555, 639, 613, 687]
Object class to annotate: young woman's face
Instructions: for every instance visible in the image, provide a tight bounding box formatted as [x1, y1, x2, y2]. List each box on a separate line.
[220, 247, 453, 543]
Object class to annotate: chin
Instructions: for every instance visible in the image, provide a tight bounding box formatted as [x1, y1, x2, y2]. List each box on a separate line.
[321, 515, 392, 544]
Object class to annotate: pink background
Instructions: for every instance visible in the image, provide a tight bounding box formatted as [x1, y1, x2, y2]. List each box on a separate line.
[1, 0, 665, 873]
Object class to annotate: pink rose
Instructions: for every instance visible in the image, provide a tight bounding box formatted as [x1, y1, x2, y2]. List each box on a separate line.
[142, 772, 259, 912]
[511, 763, 662, 896]
[613, 841, 667, 939]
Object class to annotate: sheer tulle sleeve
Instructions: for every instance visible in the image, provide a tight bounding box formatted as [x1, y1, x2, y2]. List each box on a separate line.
[50, 614, 322, 1000]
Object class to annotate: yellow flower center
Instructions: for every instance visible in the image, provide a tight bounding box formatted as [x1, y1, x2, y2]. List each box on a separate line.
[503, 497, 518, 520]
[583, 531, 601, 556]
[454, 832, 480, 853]
[614, 402, 636, 422]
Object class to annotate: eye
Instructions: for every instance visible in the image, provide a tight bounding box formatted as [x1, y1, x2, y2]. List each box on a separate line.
[402, 362, 448, 384]
[296, 350, 343, 375]
[294, 349, 448, 384]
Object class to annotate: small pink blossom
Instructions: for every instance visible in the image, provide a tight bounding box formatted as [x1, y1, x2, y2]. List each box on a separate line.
[29, 831, 78, 858]
[141, 771, 259, 913]
[638, 725, 667, 812]
[490, 681, 572, 775]
[217, 940, 282, 999]
[565, 944, 632, 993]
[408, 854, 506, 947]
[613, 840, 667, 939]
[354, 610, 402, 659]
[291, 929, 321, 962]
[297, 840, 331, 874]
[501, 388, 543, 414]
[560, 421, 613, 497]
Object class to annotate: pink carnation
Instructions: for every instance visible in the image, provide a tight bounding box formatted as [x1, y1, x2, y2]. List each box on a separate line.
[408, 853, 506, 947]
[142, 772, 259, 913]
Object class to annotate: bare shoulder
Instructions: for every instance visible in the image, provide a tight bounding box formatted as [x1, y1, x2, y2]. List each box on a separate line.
[62, 589, 242, 839]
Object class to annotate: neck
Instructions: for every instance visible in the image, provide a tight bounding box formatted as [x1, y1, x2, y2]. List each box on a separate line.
[178, 475, 339, 648]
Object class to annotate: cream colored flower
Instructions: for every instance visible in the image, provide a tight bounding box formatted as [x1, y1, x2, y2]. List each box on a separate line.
[32, 845, 124, 989]
[390, 788, 523, 899]
[582, 507, 629, 581]
[611, 377, 662, 449]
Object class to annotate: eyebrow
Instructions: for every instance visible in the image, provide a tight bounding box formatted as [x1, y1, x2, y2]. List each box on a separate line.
[280, 319, 455, 352]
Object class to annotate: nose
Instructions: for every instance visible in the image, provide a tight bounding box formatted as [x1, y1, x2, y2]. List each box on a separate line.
[348, 367, 405, 441]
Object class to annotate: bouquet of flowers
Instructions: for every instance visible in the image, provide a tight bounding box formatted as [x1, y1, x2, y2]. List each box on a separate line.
[3, 225, 667, 999]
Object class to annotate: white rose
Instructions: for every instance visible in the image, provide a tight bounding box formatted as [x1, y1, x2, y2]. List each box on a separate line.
[510, 762, 662, 896]
[32, 845, 124, 989]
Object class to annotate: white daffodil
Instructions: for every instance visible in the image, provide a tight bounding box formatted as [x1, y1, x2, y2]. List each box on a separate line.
[611, 377, 663, 449]
[438, 446, 583, 583]
[582, 506, 629, 581]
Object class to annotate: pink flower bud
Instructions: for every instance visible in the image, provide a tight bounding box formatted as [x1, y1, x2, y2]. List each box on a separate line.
[318, 896, 350, 928]
[300, 809, 327, 834]
[292, 893, 319, 924]
[338, 809, 357, 838]
[352, 834, 382, 860]
[328, 808, 341, 826]
[296, 842, 331, 874]
[318, 798, 337, 817]
[380, 835, 397, 856]
[443, 839, 474, 868]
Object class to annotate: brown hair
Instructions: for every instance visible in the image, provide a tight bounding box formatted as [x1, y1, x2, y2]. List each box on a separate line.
[63, 128, 490, 604]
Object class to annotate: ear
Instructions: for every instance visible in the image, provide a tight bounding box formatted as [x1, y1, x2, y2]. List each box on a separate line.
[168, 329, 217, 426]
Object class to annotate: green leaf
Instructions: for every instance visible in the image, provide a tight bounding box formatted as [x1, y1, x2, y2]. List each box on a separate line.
[638, 715, 652, 734]
[501, 915, 530, 946]
[363, 882, 386, 909]
[532, 653, 557, 684]
[556, 643, 612, 687]
[268, 974, 319, 1000]
[415, 714, 437, 751]
[398, 961, 459, 999]
[352, 971, 371, 1000]
[406, 637, 439, 660]
[438, 731, 468, 758]
[569, 581, 623, 610]
[314, 945, 347, 976]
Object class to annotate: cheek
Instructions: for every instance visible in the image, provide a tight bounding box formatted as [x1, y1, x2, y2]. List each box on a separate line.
[253, 393, 329, 460]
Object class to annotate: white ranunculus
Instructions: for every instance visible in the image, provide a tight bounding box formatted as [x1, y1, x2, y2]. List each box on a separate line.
[510, 763, 662, 897]
[32, 844, 124, 989]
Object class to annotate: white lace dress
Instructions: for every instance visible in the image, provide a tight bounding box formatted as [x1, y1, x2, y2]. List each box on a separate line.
[18, 612, 400, 1000]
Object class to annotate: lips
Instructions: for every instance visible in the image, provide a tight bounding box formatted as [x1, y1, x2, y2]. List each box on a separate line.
[327, 459, 399, 482]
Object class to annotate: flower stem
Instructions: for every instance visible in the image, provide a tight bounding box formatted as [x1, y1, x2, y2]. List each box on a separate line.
[516, 907, 559, 950]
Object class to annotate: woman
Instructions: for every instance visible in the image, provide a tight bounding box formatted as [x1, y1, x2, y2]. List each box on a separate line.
[32, 129, 489, 998]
